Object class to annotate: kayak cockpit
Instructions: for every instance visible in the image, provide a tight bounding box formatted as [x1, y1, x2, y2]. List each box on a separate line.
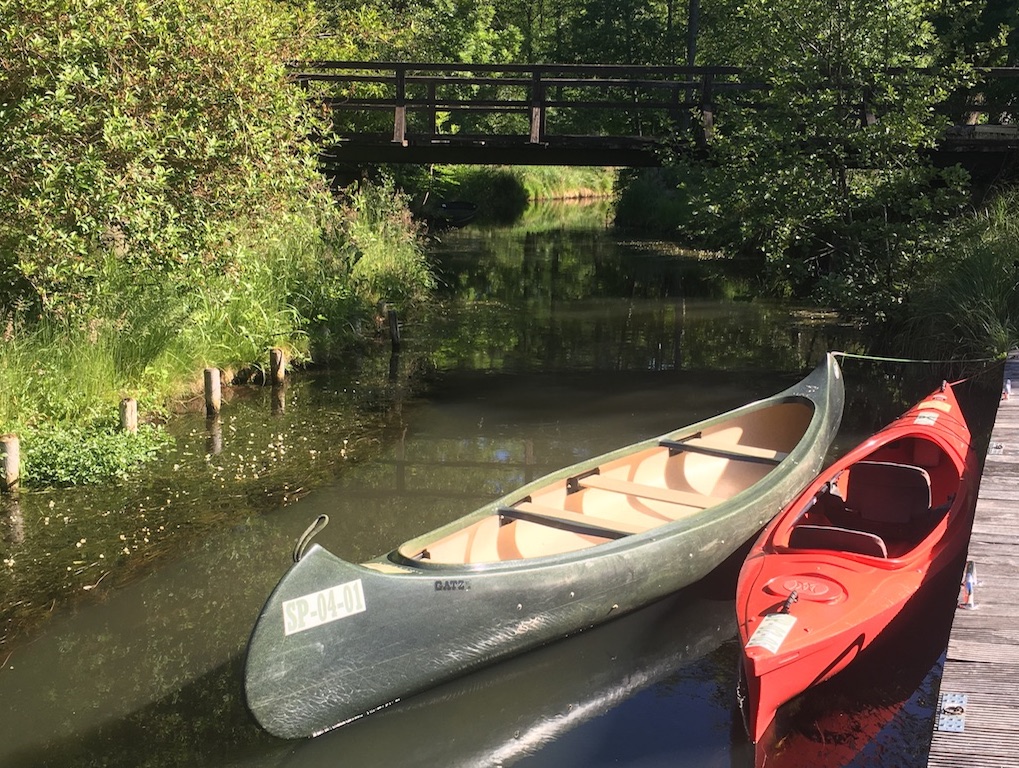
[781, 436, 958, 559]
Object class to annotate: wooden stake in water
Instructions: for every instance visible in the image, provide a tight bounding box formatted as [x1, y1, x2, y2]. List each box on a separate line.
[270, 348, 286, 386]
[204, 368, 221, 417]
[1, 434, 20, 492]
[207, 416, 223, 456]
[120, 398, 138, 433]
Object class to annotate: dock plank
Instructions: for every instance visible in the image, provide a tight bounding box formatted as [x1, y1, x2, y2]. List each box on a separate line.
[928, 359, 1019, 768]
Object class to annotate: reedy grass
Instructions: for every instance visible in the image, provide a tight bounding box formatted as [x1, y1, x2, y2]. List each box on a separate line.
[0, 181, 433, 485]
[893, 188, 1019, 360]
[402, 165, 616, 224]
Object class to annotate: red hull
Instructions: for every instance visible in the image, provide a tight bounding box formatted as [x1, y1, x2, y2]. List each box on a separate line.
[736, 382, 977, 744]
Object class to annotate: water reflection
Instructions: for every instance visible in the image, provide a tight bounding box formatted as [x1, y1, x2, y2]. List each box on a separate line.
[277, 590, 735, 768]
[0, 214, 999, 768]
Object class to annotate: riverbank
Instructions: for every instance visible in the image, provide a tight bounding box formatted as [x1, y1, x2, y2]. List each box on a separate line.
[398, 165, 616, 225]
[0, 180, 432, 487]
[614, 170, 1019, 362]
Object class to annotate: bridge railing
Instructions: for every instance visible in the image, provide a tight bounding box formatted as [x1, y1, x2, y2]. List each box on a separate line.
[286, 62, 1018, 166]
[287, 61, 767, 148]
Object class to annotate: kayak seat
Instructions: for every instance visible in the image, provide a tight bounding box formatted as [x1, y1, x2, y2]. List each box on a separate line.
[788, 524, 888, 558]
[845, 461, 931, 526]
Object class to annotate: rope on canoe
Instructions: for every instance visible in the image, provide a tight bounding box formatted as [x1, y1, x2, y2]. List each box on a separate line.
[832, 351, 1001, 365]
[293, 515, 330, 562]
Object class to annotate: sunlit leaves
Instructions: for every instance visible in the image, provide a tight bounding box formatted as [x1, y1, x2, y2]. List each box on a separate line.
[0, 0, 330, 319]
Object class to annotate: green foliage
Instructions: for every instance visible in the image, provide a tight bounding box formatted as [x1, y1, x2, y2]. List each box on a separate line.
[0, 0, 331, 320]
[310, 0, 522, 62]
[0, 181, 432, 443]
[893, 188, 1019, 359]
[400, 165, 614, 225]
[0, 0, 436, 482]
[337, 177, 435, 306]
[612, 167, 699, 234]
[615, 0, 977, 321]
[22, 423, 174, 486]
[502, 0, 690, 64]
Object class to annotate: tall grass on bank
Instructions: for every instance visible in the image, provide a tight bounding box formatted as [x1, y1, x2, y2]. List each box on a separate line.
[0, 180, 432, 485]
[893, 189, 1019, 360]
[398, 165, 616, 224]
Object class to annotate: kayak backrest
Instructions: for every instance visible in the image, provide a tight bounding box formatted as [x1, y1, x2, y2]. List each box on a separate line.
[788, 524, 888, 558]
[845, 461, 932, 525]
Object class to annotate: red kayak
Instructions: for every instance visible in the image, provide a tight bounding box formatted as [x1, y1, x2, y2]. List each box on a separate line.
[736, 380, 978, 744]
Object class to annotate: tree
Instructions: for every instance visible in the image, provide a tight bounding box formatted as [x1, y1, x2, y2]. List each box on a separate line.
[652, 0, 973, 319]
[0, 0, 329, 320]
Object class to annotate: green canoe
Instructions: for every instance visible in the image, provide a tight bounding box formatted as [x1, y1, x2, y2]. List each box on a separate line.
[244, 354, 844, 738]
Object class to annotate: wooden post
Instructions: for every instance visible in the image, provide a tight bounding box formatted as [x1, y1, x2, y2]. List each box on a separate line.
[388, 308, 401, 352]
[270, 348, 286, 387]
[206, 416, 223, 456]
[426, 80, 437, 138]
[393, 66, 407, 146]
[1, 434, 20, 492]
[204, 368, 221, 417]
[529, 69, 545, 144]
[120, 398, 138, 434]
[698, 73, 715, 145]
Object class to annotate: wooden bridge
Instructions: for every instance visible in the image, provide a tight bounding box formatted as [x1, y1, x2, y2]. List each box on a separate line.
[290, 61, 1019, 174]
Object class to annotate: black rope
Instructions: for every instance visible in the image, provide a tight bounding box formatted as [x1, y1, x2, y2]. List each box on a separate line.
[293, 515, 329, 562]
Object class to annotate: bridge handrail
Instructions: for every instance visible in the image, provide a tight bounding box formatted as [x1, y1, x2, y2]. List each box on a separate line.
[289, 61, 767, 147]
[287, 61, 747, 77]
[291, 62, 1018, 164]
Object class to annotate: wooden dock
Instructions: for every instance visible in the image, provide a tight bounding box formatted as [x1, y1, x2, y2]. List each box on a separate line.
[928, 352, 1019, 768]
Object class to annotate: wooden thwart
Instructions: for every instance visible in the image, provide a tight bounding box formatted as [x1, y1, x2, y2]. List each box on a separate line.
[577, 474, 724, 509]
[498, 502, 654, 539]
[660, 437, 788, 464]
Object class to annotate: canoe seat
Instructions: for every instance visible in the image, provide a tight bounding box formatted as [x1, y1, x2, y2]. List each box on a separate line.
[788, 524, 888, 558]
[659, 437, 788, 465]
[846, 461, 931, 525]
[498, 503, 653, 539]
[575, 474, 724, 509]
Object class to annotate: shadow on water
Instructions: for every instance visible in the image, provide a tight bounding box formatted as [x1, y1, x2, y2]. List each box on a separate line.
[4, 586, 738, 768]
[0, 212, 1003, 767]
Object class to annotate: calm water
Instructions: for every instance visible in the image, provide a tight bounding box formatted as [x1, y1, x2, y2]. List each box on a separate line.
[0, 206, 999, 767]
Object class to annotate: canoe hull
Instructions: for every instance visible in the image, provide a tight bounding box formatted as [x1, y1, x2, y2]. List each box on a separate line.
[250, 527, 734, 738]
[245, 357, 844, 738]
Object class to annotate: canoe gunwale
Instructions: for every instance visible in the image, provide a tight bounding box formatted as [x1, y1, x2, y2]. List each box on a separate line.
[388, 384, 835, 572]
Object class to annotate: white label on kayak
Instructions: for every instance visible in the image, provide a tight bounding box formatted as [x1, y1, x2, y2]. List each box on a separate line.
[282, 579, 366, 636]
[745, 613, 797, 654]
[914, 412, 939, 427]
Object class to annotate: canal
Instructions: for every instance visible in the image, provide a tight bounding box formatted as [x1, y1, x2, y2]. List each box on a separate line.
[0, 203, 999, 767]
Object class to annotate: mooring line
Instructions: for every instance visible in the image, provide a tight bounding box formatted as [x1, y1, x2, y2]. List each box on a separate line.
[832, 351, 1001, 366]
[831, 350, 1004, 387]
